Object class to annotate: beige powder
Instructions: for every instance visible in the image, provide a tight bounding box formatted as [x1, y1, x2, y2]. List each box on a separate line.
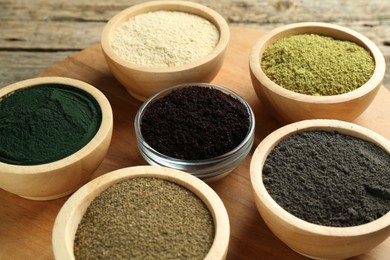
[111, 10, 220, 68]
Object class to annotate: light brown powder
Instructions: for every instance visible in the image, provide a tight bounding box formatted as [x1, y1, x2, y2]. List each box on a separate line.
[74, 177, 214, 259]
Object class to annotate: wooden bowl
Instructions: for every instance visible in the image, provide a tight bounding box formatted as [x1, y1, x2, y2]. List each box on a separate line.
[0, 77, 113, 200]
[101, 1, 230, 102]
[249, 22, 386, 123]
[250, 119, 390, 259]
[52, 165, 230, 260]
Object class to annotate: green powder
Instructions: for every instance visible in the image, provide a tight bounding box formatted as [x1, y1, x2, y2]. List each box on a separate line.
[0, 84, 102, 165]
[74, 177, 214, 260]
[261, 34, 375, 96]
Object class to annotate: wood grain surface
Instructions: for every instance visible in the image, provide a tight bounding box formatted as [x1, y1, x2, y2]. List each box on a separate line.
[0, 0, 389, 89]
[0, 26, 389, 260]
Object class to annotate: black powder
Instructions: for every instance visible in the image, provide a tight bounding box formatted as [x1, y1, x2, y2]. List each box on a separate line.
[263, 130, 390, 227]
[141, 86, 250, 160]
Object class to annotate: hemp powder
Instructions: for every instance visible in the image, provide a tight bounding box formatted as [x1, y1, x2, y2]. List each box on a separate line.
[261, 34, 375, 96]
[0, 84, 101, 165]
[74, 177, 214, 260]
[140, 86, 250, 160]
[263, 130, 390, 227]
[111, 10, 219, 67]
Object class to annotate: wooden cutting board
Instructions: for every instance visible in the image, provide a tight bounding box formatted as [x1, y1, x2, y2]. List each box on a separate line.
[0, 26, 389, 259]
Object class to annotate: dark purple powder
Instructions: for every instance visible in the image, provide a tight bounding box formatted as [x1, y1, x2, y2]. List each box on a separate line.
[140, 86, 250, 160]
[263, 130, 390, 227]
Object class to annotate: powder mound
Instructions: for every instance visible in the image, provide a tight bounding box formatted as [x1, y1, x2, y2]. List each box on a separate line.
[0, 84, 102, 165]
[263, 131, 390, 227]
[74, 177, 214, 260]
[112, 10, 219, 68]
[141, 86, 250, 160]
[261, 34, 375, 96]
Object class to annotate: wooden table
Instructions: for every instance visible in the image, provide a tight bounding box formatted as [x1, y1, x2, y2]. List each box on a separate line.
[0, 0, 390, 89]
[1, 26, 389, 259]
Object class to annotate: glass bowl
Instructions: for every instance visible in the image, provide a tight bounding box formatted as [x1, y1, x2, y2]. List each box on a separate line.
[134, 83, 255, 182]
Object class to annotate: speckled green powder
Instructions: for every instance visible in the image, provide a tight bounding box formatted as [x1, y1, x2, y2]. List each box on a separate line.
[74, 177, 215, 260]
[261, 34, 375, 96]
[0, 84, 101, 165]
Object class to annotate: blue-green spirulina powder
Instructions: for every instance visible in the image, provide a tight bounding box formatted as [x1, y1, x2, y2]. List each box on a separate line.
[0, 84, 102, 165]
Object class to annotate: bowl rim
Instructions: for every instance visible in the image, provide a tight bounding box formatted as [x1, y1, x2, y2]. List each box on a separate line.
[250, 119, 390, 237]
[249, 22, 386, 104]
[0, 76, 113, 173]
[134, 82, 256, 166]
[52, 165, 230, 260]
[101, 0, 230, 73]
